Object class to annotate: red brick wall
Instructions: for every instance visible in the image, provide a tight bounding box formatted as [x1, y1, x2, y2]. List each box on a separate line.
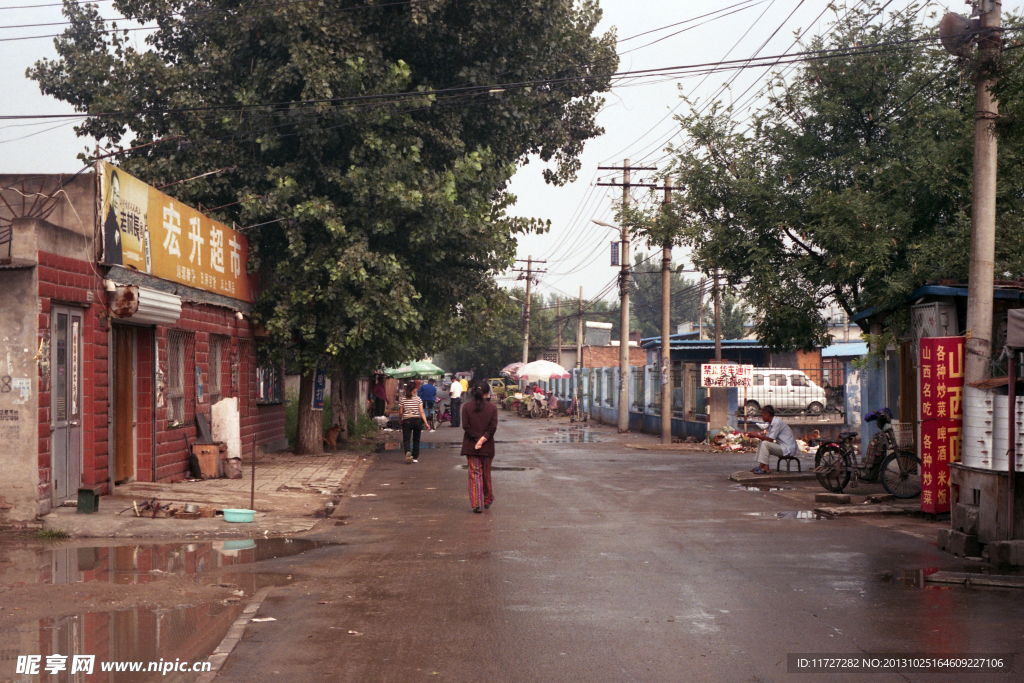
[582, 345, 646, 368]
[34, 250, 285, 495]
[36, 251, 107, 502]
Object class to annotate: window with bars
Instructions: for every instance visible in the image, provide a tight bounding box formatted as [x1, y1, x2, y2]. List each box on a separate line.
[257, 360, 284, 404]
[209, 335, 226, 405]
[167, 330, 195, 427]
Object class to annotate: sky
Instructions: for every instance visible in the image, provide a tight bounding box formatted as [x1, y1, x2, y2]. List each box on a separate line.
[2, 0, 1019, 310]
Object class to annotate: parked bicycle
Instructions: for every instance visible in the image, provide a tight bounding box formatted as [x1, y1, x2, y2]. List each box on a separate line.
[814, 408, 921, 499]
[435, 401, 452, 427]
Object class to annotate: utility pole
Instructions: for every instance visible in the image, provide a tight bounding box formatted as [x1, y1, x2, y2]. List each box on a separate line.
[964, 0, 1001, 385]
[713, 270, 722, 361]
[597, 159, 657, 433]
[576, 287, 584, 370]
[698, 277, 705, 340]
[523, 255, 532, 365]
[660, 178, 673, 445]
[510, 257, 547, 366]
[556, 297, 562, 367]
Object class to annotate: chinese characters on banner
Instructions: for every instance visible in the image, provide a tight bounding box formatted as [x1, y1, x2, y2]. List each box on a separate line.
[919, 336, 965, 513]
[98, 161, 253, 303]
[701, 364, 754, 388]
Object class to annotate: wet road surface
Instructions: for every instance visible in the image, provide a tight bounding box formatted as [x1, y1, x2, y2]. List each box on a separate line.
[210, 415, 1021, 682]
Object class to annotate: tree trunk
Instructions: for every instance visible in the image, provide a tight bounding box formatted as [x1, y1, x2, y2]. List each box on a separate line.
[295, 371, 324, 455]
[343, 372, 361, 426]
[330, 368, 348, 445]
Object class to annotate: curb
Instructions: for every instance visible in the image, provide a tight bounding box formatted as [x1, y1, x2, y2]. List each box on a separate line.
[196, 586, 274, 683]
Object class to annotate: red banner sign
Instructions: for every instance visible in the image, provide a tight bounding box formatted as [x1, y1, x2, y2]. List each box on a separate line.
[918, 336, 965, 513]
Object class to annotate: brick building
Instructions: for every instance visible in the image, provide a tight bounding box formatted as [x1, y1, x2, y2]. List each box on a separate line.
[0, 166, 286, 523]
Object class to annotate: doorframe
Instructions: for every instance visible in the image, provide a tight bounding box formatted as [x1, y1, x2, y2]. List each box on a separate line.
[50, 305, 84, 506]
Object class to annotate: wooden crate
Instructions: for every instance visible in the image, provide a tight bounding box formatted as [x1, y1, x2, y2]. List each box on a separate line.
[192, 444, 220, 478]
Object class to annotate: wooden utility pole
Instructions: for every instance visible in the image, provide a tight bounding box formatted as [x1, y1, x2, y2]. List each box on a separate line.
[714, 270, 722, 361]
[556, 297, 562, 367]
[597, 159, 657, 433]
[576, 287, 584, 369]
[660, 178, 673, 445]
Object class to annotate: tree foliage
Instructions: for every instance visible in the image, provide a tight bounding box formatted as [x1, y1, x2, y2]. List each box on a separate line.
[29, 0, 618, 374]
[629, 253, 703, 340]
[665, 3, 1024, 351]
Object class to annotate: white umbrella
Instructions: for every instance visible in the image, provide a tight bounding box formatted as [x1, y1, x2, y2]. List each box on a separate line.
[516, 359, 571, 381]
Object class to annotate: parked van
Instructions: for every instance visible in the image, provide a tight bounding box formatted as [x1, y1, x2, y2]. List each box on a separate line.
[741, 368, 828, 416]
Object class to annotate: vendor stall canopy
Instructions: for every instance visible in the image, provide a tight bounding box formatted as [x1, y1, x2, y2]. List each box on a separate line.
[385, 360, 444, 379]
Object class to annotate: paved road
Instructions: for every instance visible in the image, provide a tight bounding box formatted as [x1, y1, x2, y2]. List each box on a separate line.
[216, 414, 1022, 683]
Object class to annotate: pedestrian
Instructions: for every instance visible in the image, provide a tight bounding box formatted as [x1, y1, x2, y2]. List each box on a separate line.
[461, 381, 498, 513]
[400, 382, 428, 464]
[449, 375, 463, 428]
[371, 375, 388, 417]
[743, 405, 797, 474]
[460, 375, 469, 393]
[417, 378, 438, 432]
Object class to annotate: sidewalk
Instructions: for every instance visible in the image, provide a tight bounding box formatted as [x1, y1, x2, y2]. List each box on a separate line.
[43, 448, 368, 539]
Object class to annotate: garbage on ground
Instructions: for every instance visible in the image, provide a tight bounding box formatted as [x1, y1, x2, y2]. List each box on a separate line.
[710, 427, 814, 454]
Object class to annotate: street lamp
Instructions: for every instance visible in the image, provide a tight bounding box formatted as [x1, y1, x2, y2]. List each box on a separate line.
[591, 218, 630, 432]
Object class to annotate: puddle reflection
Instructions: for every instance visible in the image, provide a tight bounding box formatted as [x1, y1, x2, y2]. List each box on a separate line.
[0, 538, 330, 681]
[743, 511, 831, 520]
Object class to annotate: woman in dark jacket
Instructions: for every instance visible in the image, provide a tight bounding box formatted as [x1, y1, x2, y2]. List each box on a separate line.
[461, 381, 499, 513]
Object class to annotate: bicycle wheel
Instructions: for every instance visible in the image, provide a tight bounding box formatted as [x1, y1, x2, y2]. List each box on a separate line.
[880, 450, 921, 499]
[814, 445, 851, 493]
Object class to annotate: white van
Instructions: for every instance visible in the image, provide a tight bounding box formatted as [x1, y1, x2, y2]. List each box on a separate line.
[741, 368, 828, 416]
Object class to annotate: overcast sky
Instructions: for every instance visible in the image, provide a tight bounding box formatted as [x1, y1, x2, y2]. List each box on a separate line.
[2, 0, 1015, 309]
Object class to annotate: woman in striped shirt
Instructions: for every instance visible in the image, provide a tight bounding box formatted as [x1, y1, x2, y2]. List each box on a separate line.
[399, 382, 429, 463]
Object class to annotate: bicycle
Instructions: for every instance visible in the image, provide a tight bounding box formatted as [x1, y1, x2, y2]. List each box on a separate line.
[814, 408, 921, 499]
[424, 400, 437, 430]
[435, 401, 452, 427]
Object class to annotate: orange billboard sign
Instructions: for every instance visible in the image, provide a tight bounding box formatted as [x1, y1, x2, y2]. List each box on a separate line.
[98, 161, 252, 303]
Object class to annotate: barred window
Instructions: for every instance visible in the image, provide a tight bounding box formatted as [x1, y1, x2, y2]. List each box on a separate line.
[256, 360, 283, 404]
[167, 330, 195, 427]
[209, 335, 226, 405]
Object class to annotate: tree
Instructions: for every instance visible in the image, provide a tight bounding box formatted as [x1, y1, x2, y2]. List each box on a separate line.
[628, 252, 702, 340]
[30, 0, 617, 451]
[435, 287, 557, 378]
[666, 3, 1024, 351]
[701, 286, 749, 341]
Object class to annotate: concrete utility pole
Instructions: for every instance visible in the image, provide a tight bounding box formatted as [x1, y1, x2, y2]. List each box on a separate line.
[965, 0, 1001, 384]
[698, 277, 705, 340]
[577, 287, 584, 370]
[660, 178, 673, 445]
[556, 297, 562, 367]
[522, 255, 532, 365]
[597, 159, 657, 433]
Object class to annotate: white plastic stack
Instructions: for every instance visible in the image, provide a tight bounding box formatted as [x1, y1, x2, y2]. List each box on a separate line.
[961, 389, 1024, 471]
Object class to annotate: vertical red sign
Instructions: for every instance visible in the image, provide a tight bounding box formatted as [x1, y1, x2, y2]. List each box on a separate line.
[919, 337, 965, 513]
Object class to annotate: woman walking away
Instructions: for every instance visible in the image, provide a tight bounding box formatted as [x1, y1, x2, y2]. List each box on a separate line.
[400, 382, 428, 464]
[461, 381, 498, 513]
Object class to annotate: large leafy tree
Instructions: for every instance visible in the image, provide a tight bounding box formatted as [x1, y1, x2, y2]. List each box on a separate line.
[30, 0, 616, 451]
[628, 252, 703, 340]
[666, 3, 1024, 351]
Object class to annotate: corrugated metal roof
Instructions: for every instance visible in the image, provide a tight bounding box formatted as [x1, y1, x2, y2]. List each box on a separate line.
[640, 337, 768, 351]
[822, 342, 868, 358]
[851, 284, 1024, 323]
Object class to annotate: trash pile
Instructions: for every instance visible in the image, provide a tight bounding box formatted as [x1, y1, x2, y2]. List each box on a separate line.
[711, 427, 816, 454]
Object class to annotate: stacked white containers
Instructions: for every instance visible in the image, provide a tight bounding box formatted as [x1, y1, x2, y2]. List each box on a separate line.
[961, 392, 1024, 471]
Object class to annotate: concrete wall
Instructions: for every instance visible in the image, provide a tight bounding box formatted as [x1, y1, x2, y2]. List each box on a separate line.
[0, 265, 40, 522]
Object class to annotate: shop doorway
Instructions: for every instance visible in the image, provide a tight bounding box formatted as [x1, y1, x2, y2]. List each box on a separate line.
[50, 306, 83, 505]
[112, 325, 136, 483]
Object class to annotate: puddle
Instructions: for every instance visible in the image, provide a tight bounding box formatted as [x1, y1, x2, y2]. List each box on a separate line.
[732, 485, 792, 492]
[881, 567, 941, 588]
[0, 538, 331, 678]
[743, 511, 831, 520]
[376, 442, 442, 452]
[531, 432, 605, 444]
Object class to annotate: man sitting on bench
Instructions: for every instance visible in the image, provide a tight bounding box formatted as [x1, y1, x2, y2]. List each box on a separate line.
[744, 405, 797, 474]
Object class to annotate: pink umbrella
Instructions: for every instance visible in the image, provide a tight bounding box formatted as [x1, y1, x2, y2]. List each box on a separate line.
[500, 362, 523, 379]
[516, 359, 571, 381]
